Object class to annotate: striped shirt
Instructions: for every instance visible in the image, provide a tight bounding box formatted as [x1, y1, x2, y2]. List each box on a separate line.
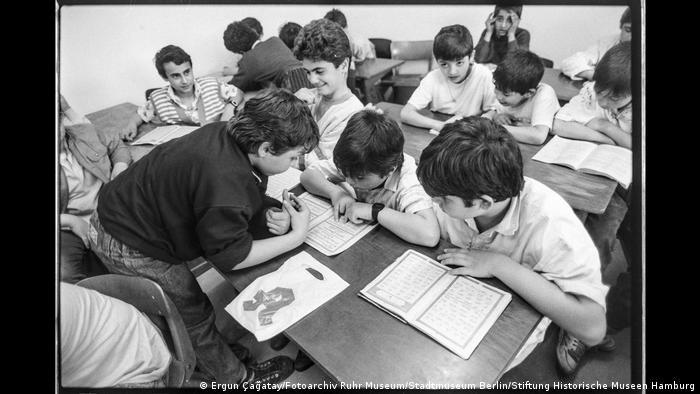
[308, 153, 433, 214]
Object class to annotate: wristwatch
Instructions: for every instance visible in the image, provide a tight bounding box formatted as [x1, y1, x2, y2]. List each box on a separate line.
[371, 203, 385, 222]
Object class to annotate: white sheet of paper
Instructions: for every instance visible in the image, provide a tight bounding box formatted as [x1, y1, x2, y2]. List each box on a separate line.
[225, 251, 349, 342]
[130, 125, 199, 146]
[266, 167, 302, 201]
[297, 192, 378, 256]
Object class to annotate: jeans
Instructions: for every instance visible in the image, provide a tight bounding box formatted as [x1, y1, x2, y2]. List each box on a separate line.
[87, 212, 246, 384]
[60, 230, 107, 284]
[584, 189, 629, 272]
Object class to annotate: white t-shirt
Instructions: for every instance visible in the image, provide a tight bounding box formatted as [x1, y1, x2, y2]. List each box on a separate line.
[560, 34, 621, 81]
[60, 283, 171, 387]
[495, 83, 561, 130]
[555, 81, 632, 133]
[407, 63, 498, 117]
[305, 94, 364, 167]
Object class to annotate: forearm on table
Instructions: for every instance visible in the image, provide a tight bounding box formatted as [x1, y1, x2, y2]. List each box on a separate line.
[552, 119, 615, 144]
[491, 258, 607, 345]
[503, 124, 548, 145]
[400, 105, 445, 130]
[231, 233, 305, 270]
[586, 118, 631, 149]
[377, 208, 440, 247]
[300, 169, 344, 199]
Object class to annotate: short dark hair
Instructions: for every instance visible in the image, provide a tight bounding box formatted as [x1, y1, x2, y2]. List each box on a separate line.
[332, 110, 405, 179]
[324, 8, 347, 29]
[229, 88, 319, 155]
[279, 22, 301, 50]
[593, 41, 631, 98]
[433, 24, 473, 61]
[417, 117, 524, 206]
[493, 50, 544, 94]
[494, 4, 523, 18]
[154, 45, 192, 79]
[293, 19, 351, 68]
[241, 17, 263, 36]
[223, 21, 260, 54]
[619, 7, 631, 27]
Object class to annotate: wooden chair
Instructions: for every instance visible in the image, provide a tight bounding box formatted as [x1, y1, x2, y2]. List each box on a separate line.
[369, 38, 392, 59]
[77, 274, 196, 388]
[383, 40, 434, 104]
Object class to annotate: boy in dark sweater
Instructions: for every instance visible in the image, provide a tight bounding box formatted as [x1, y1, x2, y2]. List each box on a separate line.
[87, 88, 319, 385]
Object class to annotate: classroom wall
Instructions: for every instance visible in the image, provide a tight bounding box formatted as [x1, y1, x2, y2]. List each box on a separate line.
[58, 4, 628, 114]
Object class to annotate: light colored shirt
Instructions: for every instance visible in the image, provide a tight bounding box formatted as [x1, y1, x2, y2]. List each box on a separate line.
[308, 153, 433, 214]
[347, 29, 376, 63]
[407, 63, 497, 116]
[304, 94, 364, 167]
[555, 81, 632, 133]
[138, 79, 239, 124]
[495, 83, 561, 130]
[60, 283, 171, 387]
[60, 140, 102, 224]
[560, 34, 621, 81]
[434, 177, 607, 368]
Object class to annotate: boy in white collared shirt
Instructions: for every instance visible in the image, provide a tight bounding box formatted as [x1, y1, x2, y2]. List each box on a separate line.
[300, 108, 439, 247]
[416, 117, 613, 375]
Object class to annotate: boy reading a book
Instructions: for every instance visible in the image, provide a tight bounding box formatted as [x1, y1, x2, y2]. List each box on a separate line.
[293, 18, 364, 168]
[400, 25, 497, 132]
[416, 117, 612, 375]
[121, 45, 242, 141]
[485, 49, 560, 145]
[300, 108, 440, 247]
[88, 89, 320, 385]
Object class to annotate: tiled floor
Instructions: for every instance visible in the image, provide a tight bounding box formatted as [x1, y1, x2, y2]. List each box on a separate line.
[201, 239, 632, 386]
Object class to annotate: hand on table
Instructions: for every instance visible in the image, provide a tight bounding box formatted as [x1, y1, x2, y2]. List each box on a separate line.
[437, 247, 508, 278]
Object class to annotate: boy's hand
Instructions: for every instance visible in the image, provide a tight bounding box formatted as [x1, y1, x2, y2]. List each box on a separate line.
[507, 11, 520, 38]
[437, 248, 508, 278]
[493, 112, 516, 126]
[283, 193, 310, 235]
[330, 189, 357, 222]
[294, 88, 318, 105]
[71, 218, 90, 248]
[343, 202, 372, 224]
[266, 207, 291, 235]
[484, 12, 496, 33]
[110, 162, 128, 180]
[120, 122, 138, 142]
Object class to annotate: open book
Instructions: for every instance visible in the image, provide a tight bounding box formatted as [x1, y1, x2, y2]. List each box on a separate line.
[532, 135, 631, 188]
[297, 192, 378, 256]
[131, 125, 199, 146]
[359, 250, 512, 359]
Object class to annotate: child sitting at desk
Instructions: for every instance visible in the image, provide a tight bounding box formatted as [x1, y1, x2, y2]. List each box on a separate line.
[485, 49, 560, 145]
[300, 108, 440, 247]
[88, 89, 320, 386]
[400, 24, 497, 132]
[416, 117, 613, 376]
[292, 18, 364, 168]
[59, 94, 130, 284]
[121, 45, 242, 141]
[224, 19, 311, 94]
[561, 7, 631, 81]
[474, 5, 530, 67]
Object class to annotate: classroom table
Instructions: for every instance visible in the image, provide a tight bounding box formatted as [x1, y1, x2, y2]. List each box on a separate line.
[376, 102, 617, 217]
[354, 58, 405, 104]
[540, 68, 584, 103]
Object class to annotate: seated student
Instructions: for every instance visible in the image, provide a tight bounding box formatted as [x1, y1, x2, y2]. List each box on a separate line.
[224, 19, 310, 94]
[561, 7, 631, 81]
[279, 21, 302, 50]
[87, 89, 319, 385]
[416, 117, 613, 376]
[292, 18, 364, 168]
[485, 49, 560, 145]
[120, 45, 241, 141]
[59, 94, 130, 284]
[400, 24, 497, 131]
[300, 108, 440, 247]
[474, 5, 530, 66]
[222, 17, 264, 78]
[60, 282, 171, 388]
[554, 41, 632, 272]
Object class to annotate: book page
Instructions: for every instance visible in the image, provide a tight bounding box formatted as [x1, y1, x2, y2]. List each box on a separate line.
[412, 275, 512, 359]
[297, 192, 378, 256]
[266, 167, 302, 201]
[131, 125, 199, 146]
[531, 135, 597, 170]
[579, 144, 632, 188]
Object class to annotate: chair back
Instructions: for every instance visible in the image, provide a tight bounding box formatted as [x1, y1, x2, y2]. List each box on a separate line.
[369, 38, 392, 59]
[77, 274, 196, 387]
[145, 88, 158, 101]
[274, 66, 313, 93]
[390, 40, 434, 76]
[540, 57, 554, 68]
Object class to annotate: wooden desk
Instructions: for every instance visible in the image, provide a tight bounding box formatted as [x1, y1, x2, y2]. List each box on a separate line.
[540, 68, 584, 103]
[354, 58, 405, 104]
[225, 224, 541, 385]
[376, 102, 616, 216]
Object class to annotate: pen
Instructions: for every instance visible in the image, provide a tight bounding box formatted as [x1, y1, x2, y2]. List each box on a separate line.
[283, 190, 301, 211]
